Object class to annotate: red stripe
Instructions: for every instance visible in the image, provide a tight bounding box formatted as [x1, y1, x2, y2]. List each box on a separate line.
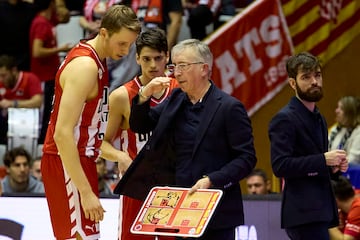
[310, 7, 360, 56]
[292, 17, 327, 46]
[290, 0, 354, 46]
[284, 1, 319, 26]
[280, 0, 291, 5]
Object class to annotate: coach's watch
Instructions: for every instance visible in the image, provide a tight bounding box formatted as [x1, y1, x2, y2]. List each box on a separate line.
[138, 86, 151, 100]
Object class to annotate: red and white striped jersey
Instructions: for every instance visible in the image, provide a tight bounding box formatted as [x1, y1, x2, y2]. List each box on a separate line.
[43, 41, 109, 158]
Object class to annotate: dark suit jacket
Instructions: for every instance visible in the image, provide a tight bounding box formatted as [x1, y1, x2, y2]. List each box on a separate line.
[269, 96, 339, 228]
[114, 83, 257, 229]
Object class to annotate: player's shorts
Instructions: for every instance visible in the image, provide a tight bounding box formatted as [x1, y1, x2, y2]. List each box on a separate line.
[41, 154, 100, 240]
[118, 195, 174, 240]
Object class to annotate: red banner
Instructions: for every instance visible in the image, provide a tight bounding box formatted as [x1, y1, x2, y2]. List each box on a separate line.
[204, 0, 293, 116]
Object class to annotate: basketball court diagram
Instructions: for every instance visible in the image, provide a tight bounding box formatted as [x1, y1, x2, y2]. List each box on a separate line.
[131, 187, 223, 238]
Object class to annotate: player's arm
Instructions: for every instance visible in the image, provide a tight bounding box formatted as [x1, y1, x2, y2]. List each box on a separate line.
[54, 56, 104, 222]
[100, 86, 133, 174]
[167, 10, 182, 49]
[17, 93, 43, 108]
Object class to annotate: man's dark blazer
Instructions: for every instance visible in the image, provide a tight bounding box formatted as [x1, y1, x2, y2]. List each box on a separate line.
[114, 83, 257, 229]
[268, 96, 339, 229]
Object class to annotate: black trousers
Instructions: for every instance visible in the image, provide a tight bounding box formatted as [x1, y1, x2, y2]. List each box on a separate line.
[285, 222, 330, 240]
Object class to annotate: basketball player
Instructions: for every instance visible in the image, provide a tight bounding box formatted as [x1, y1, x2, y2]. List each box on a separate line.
[41, 5, 141, 240]
[100, 28, 178, 240]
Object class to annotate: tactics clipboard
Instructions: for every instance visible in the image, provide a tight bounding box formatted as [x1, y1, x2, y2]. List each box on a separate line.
[131, 186, 223, 238]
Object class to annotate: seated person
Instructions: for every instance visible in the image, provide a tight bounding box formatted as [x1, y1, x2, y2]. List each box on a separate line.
[30, 156, 42, 181]
[328, 96, 360, 165]
[96, 157, 115, 196]
[0, 55, 43, 145]
[246, 168, 274, 195]
[1, 147, 44, 194]
[329, 176, 360, 240]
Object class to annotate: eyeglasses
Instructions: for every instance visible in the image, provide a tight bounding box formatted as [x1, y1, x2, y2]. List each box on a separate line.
[167, 62, 204, 73]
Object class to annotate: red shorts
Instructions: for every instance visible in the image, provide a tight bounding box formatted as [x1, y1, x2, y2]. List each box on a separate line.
[41, 154, 100, 239]
[119, 195, 174, 240]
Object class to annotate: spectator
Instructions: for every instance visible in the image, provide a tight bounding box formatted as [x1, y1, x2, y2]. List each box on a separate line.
[108, 0, 183, 91]
[80, 0, 122, 38]
[183, 0, 221, 40]
[40, 5, 141, 239]
[213, 0, 254, 30]
[100, 27, 178, 240]
[246, 168, 274, 195]
[269, 52, 348, 239]
[96, 157, 114, 196]
[30, 0, 73, 145]
[0, 0, 69, 71]
[30, 156, 42, 181]
[329, 96, 360, 165]
[0, 55, 43, 145]
[122, 0, 183, 50]
[0, 147, 44, 194]
[114, 39, 257, 240]
[0, 0, 36, 71]
[329, 176, 360, 239]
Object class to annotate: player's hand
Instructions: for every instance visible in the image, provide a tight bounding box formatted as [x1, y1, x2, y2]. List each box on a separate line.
[188, 176, 212, 195]
[80, 191, 105, 222]
[117, 151, 132, 176]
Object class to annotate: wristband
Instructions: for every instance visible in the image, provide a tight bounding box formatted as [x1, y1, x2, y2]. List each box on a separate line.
[14, 100, 18, 108]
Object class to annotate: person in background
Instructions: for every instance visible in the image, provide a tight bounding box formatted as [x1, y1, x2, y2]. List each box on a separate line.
[0, 55, 43, 145]
[96, 157, 114, 196]
[0, 0, 36, 71]
[269, 52, 348, 240]
[30, 157, 42, 181]
[329, 176, 360, 240]
[183, 0, 221, 40]
[212, 0, 255, 32]
[101, 27, 178, 240]
[246, 168, 274, 195]
[0, 0, 69, 72]
[40, 5, 141, 239]
[108, 0, 183, 91]
[122, 0, 183, 50]
[30, 0, 73, 145]
[114, 39, 257, 240]
[329, 96, 360, 165]
[80, 0, 122, 38]
[0, 147, 44, 194]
